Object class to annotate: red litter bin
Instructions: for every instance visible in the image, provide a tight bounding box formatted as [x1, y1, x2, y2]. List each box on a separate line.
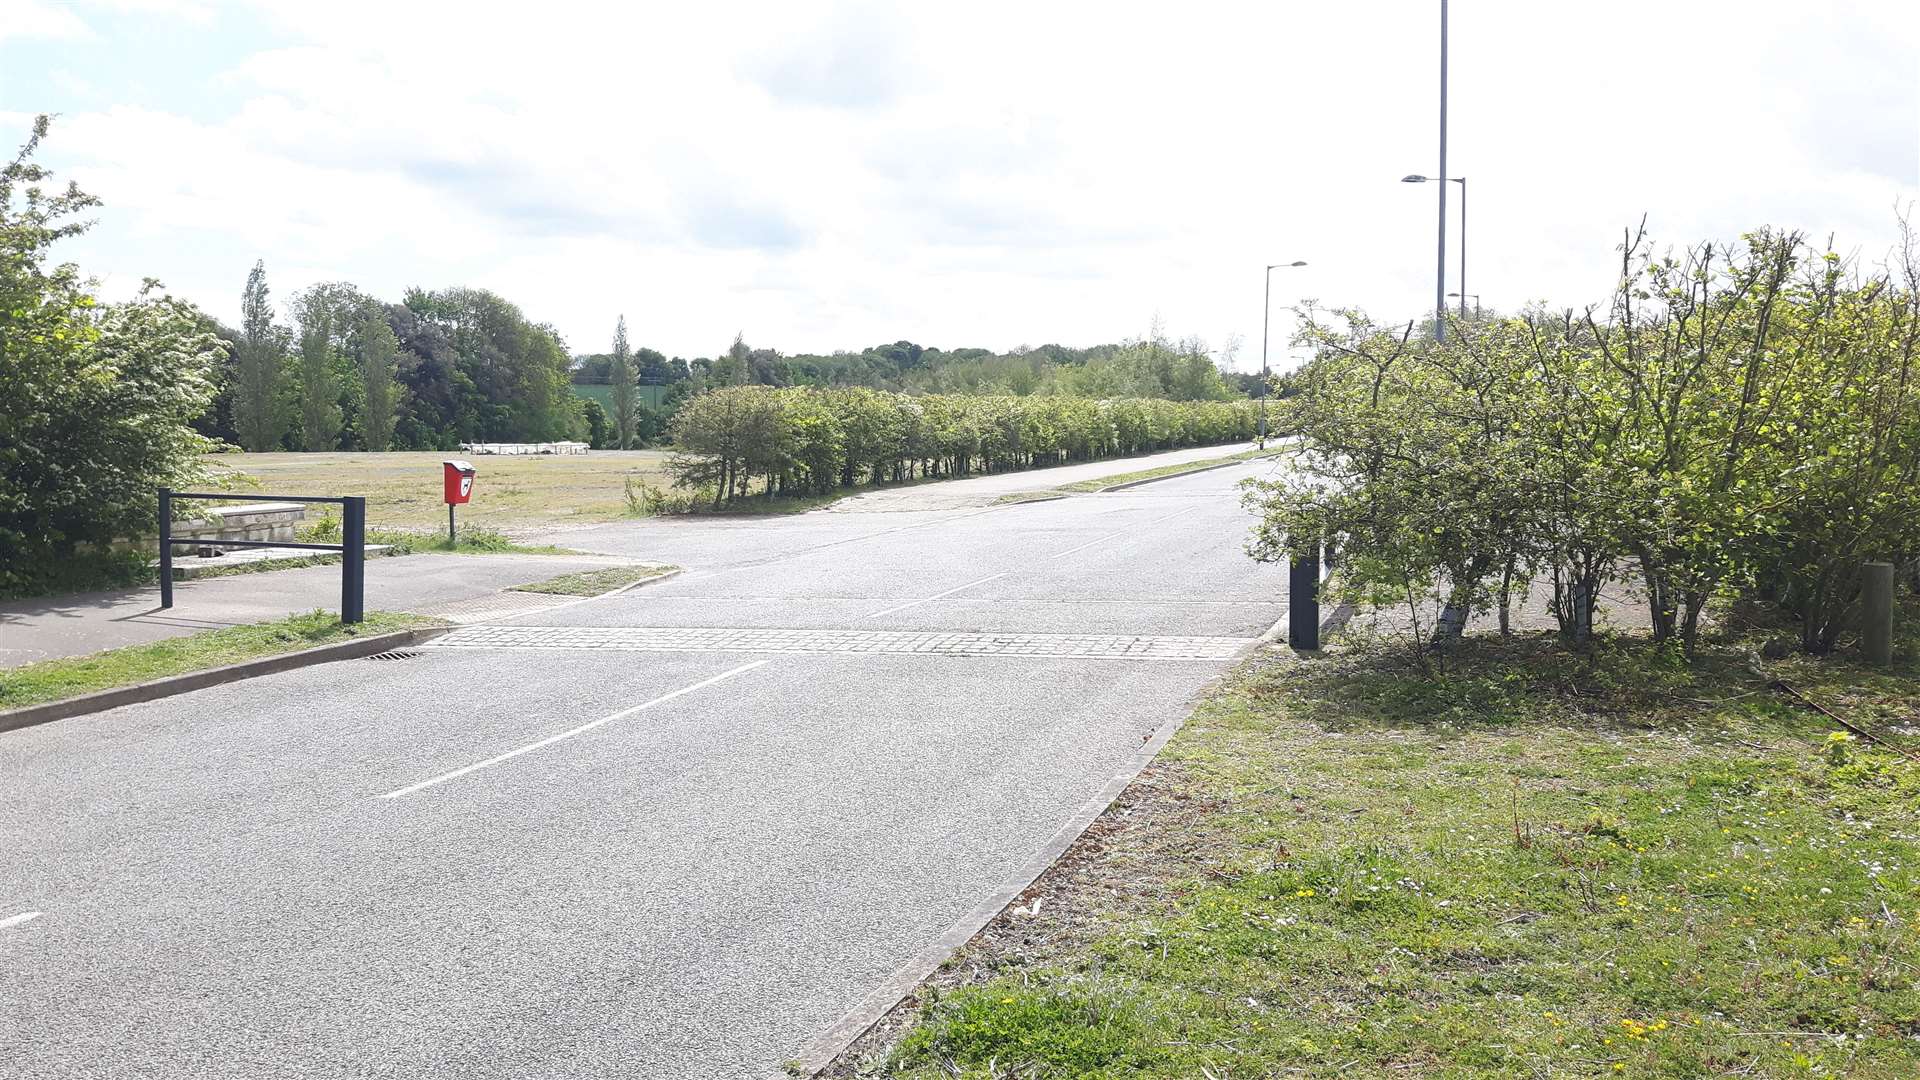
[442, 459, 475, 542]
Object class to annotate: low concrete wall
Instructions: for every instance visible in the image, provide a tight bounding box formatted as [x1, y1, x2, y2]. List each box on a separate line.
[171, 503, 307, 555]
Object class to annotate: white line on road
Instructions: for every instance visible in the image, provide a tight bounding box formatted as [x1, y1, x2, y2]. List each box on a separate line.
[862, 572, 1008, 619]
[376, 659, 772, 799]
[1, 911, 43, 930]
[1049, 505, 1198, 560]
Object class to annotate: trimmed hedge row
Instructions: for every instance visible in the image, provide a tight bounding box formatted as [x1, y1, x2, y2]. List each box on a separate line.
[666, 386, 1258, 505]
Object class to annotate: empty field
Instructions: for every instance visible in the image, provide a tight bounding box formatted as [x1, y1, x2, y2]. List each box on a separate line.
[202, 450, 674, 535]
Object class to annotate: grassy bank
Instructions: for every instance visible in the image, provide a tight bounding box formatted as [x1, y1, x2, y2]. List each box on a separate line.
[840, 617, 1920, 1078]
[0, 610, 441, 711]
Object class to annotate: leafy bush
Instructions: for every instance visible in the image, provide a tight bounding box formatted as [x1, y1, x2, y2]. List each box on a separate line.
[1, 118, 223, 594]
[1252, 224, 1920, 656]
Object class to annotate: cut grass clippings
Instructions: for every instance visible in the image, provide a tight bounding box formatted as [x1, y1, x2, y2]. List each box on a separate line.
[0, 610, 443, 712]
[840, 614, 1920, 1080]
[508, 565, 677, 597]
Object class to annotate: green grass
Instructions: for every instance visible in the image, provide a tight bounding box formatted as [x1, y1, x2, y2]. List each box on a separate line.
[1049, 446, 1289, 494]
[880, 617, 1920, 1079]
[508, 565, 677, 596]
[0, 610, 442, 711]
[298, 513, 576, 557]
[204, 449, 674, 533]
[368, 526, 577, 556]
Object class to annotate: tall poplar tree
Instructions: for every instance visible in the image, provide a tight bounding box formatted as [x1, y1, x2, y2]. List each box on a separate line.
[233, 260, 285, 452]
[609, 315, 637, 449]
[295, 304, 340, 451]
[357, 313, 400, 451]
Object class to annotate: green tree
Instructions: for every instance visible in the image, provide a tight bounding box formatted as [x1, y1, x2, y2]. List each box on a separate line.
[293, 300, 340, 451]
[357, 313, 400, 451]
[1, 116, 221, 591]
[609, 315, 637, 449]
[581, 398, 612, 449]
[233, 260, 286, 452]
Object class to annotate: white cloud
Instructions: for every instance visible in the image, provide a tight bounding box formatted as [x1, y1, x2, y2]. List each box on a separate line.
[6, 0, 1919, 364]
[0, 0, 94, 42]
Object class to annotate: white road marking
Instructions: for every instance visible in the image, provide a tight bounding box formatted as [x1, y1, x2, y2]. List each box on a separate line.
[376, 659, 772, 799]
[1, 911, 43, 930]
[862, 572, 1008, 619]
[1049, 506, 1197, 559]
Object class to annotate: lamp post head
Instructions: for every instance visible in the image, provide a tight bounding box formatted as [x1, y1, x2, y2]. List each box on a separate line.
[1401, 174, 1429, 183]
[1267, 260, 1308, 269]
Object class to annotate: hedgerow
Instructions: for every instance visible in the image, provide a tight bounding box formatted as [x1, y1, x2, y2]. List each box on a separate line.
[665, 387, 1258, 507]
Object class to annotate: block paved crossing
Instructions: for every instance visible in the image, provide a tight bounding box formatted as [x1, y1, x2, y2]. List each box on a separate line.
[427, 624, 1255, 660]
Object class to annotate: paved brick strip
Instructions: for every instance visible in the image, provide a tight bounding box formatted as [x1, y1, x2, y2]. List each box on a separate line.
[425, 625, 1254, 660]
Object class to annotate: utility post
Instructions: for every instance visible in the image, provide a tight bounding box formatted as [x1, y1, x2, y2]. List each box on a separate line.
[1289, 541, 1321, 652]
[1260, 260, 1308, 448]
[1862, 561, 1895, 666]
[1434, 0, 1449, 341]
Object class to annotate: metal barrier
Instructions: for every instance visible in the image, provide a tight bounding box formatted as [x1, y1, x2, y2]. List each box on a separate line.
[158, 490, 365, 623]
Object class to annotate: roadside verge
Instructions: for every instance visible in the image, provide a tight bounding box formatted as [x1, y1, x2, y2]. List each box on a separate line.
[0, 624, 450, 733]
[0, 565, 679, 732]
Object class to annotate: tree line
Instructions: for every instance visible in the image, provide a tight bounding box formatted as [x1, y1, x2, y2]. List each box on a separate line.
[580, 325, 1250, 450]
[1250, 222, 1920, 657]
[214, 263, 577, 452]
[664, 386, 1259, 507]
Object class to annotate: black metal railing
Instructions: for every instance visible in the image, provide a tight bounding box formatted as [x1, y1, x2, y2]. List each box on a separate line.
[158, 490, 365, 623]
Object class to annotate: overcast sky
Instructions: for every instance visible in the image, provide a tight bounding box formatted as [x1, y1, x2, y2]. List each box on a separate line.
[3, 0, 1917, 368]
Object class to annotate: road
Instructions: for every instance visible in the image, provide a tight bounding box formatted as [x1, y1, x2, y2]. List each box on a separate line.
[0, 457, 1294, 1079]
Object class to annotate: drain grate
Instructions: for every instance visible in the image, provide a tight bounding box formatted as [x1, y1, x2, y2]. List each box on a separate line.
[362, 650, 421, 662]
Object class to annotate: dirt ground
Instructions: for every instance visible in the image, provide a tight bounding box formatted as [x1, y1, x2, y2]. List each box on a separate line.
[200, 450, 673, 535]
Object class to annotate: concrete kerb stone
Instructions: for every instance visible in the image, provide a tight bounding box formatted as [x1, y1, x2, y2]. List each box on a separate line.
[0, 626, 453, 734]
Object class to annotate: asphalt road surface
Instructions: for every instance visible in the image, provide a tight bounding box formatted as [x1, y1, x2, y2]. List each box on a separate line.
[1, 457, 1294, 1080]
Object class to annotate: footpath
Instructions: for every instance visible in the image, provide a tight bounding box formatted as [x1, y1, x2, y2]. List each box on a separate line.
[0, 553, 640, 668]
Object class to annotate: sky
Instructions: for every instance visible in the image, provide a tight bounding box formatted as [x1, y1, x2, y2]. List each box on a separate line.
[3, 0, 1917, 370]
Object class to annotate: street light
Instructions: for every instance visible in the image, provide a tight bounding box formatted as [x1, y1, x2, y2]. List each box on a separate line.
[1259, 260, 1308, 448]
[1406, 0, 1450, 341]
[1447, 291, 1481, 317]
[1404, 173, 1467, 320]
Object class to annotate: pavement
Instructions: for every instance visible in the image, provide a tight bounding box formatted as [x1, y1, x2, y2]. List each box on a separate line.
[0, 453, 1297, 1080]
[0, 553, 645, 668]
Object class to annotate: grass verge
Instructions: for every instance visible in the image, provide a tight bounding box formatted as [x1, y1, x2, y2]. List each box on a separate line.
[0, 610, 442, 711]
[1048, 446, 1290, 495]
[508, 565, 677, 596]
[298, 514, 577, 557]
[835, 612, 1920, 1079]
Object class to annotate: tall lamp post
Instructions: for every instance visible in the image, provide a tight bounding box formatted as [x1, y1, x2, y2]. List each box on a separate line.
[1409, 0, 1450, 341]
[1259, 260, 1308, 448]
[1403, 173, 1466, 320]
[1447, 291, 1480, 317]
